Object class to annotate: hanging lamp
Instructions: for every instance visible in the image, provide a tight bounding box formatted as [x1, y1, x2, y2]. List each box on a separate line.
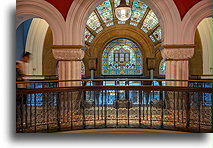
[115, 0, 132, 21]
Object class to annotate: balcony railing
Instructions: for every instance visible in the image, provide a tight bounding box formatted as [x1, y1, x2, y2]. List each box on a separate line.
[16, 79, 212, 133]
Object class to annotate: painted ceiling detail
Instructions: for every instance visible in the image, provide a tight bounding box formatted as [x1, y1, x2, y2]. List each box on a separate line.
[45, 0, 202, 21]
[173, 0, 202, 19]
[45, 0, 74, 20]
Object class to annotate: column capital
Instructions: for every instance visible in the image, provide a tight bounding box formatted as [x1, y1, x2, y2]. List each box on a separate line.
[161, 45, 195, 60]
[52, 45, 85, 61]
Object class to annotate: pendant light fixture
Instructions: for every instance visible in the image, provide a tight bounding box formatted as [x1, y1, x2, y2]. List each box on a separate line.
[115, 0, 132, 21]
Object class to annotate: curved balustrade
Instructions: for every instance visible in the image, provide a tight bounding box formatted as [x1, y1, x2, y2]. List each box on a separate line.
[16, 82, 212, 133]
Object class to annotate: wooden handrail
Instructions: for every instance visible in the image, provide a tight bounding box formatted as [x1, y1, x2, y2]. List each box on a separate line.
[16, 86, 212, 95]
[16, 78, 213, 84]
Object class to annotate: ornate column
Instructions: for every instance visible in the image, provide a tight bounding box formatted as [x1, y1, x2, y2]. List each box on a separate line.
[161, 45, 195, 86]
[52, 45, 85, 87]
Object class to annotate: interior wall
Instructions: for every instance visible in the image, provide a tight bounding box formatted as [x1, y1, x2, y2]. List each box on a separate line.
[25, 18, 49, 75]
[16, 19, 32, 60]
[189, 29, 203, 76]
[197, 17, 212, 75]
[42, 27, 57, 75]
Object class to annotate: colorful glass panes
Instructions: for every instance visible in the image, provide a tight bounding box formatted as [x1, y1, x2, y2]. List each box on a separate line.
[81, 62, 86, 76]
[118, 20, 126, 24]
[84, 28, 92, 42]
[149, 35, 155, 42]
[84, 0, 161, 45]
[88, 35, 94, 43]
[141, 10, 159, 33]
[102, 38, 143, 75]
[159, 59, 166, 75]
[96, 0, 113, 25]
[130, 0, 148, 26]
[153, 27, 162, 41]
[86, 12, 101, 31]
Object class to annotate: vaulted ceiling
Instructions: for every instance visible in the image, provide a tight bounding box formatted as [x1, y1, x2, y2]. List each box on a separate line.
[45, 0, 202, 20]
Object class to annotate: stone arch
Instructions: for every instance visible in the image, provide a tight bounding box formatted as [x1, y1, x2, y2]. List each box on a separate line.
[66, 0, 181, 46]
[181, 0, 212, 44]
[16, 0, 66, 45]
[83, 25, 156, 77]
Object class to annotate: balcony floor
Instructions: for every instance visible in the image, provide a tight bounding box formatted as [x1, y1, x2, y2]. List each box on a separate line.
[59, 128, 188, 133]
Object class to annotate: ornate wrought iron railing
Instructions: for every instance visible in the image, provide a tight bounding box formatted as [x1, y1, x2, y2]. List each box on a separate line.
[16, 84, 212, 133]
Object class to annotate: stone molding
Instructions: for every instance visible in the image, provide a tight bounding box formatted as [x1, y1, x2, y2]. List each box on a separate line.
[52, 47, 85, 61]
[161, 48, 194, 60]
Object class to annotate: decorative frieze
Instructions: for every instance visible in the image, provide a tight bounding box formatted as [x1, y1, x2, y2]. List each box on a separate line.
[52, 45, 85, 61]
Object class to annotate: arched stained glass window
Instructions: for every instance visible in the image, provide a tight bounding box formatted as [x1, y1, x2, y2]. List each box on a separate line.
[153, 26, 162, 41]
[159, 59, 166, 76]
[130, 0, 148, 26]
[96, 0, 114, 26]
[81, 61, 86, 76]
[102, 38, 143, 75]
[84, 0, 162, 45]
[86, 12, 101, 31]
[141, 10, 159, 33]
[84, 28, 92, 42]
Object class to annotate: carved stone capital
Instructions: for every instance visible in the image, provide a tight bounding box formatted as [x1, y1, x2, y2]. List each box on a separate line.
[161, 48, 194, 60]
[52, 45, 85, 61]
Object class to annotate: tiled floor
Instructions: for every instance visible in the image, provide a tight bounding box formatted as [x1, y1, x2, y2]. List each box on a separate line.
[60, 128, 188, 133]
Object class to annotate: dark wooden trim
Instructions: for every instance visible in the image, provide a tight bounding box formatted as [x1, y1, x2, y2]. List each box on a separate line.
[163, 44, 196, 48]
[16, 86, 212, 95]
[16, 79, 213, 84]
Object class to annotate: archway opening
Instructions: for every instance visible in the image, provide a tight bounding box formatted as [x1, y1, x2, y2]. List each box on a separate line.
[83, 0, 163, 79]
[16, 18, 57, 77]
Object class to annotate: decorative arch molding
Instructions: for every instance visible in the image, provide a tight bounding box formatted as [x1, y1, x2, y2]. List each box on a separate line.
[181, 0, 212, 44]
[84, 25, 156, 77]
[66, 0, 182, 45]
[90, 25, 154, 58]
[16, 0, 66, 45]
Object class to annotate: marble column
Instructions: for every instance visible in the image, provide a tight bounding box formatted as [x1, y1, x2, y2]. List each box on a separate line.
[52, 45, 85, 87]
[161, 45, 195, 86]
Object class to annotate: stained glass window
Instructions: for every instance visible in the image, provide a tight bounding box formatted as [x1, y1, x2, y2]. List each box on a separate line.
[86, 12, 102, 31]
[88, 35, 94, 43]
[84, 0, 161, 44]
[141, 10, 159, 33]
[159, 59, 166, 75]
[149, 35, 155, 42]
[102, 38, 143, 75]
[153, 27, 162, 41]
[96, 0, 114, 25]
[130, 0, 148, 26]
[84, 28, 92, 42]
[81, 62, 86, 76]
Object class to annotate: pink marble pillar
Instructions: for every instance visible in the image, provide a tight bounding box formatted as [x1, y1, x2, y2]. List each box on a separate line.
[52, 45, 85, 87]
[161, 46, 195, 86]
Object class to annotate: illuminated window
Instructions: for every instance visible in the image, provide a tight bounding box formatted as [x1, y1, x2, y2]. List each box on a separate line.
[141, 10, 159, 33]
[96, 0, 114, 26]
[85, 0, 161, 44]
[153, 27, 162, 41]
[102, 38, 143, 75]
[81, 62, 86, 76]
[84, 28, 92, 42]
[86, 12, 102, 31]
[159, 59, 166, 75]
[130, 0, 148, 26]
